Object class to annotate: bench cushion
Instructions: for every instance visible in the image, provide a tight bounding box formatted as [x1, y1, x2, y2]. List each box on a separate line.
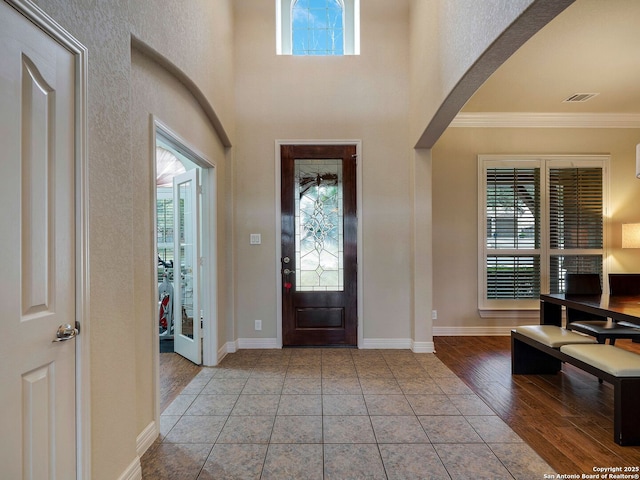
[560, 344, 640, 377]
[513, 325, 597, 348]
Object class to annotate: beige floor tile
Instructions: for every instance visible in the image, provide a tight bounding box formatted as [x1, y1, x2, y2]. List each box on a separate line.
[230, 394, 280, 416]
[406, 394, 461, 415]
[370, 415, 430, 443]
[164, 415, 226, 444]
[364, 394, 414, 415]
[216, 416, 275, 444]
[262, 444, 324, 480]
[282, 376, 322, 394]
[198, 444, 267, 480]
[270, 415, 323, 443]
[277, 394, 322, 415]
[419, 416, 483, 444]
[322, 394, 367, 415]
[434, 443, 514, 479]
[379, 444, 451, 480]
[323, 444, 386, 480]
[323, 415, 376, 443]
[146, 348, 556, 479]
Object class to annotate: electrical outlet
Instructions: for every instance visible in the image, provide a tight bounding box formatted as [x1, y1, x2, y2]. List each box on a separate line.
[432, 310, 437, 320]
[255, 319, 262, 331]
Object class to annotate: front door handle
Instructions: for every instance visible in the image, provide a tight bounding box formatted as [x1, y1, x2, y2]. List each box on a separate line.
[52, 323, 78, 342]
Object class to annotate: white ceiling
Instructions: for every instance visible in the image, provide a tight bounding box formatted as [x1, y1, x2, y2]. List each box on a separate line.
[461, 0, 640, 114]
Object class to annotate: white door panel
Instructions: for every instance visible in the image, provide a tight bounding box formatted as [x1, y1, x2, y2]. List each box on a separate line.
[173, 169, 202, 364]
[0, 2, 77, 478]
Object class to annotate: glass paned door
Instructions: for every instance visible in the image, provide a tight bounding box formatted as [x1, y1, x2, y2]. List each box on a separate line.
[173, 169, 201, 364]
[281, 144, 357, 347]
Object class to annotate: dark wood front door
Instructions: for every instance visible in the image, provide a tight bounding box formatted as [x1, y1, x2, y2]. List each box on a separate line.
[281, 144, 357, 346]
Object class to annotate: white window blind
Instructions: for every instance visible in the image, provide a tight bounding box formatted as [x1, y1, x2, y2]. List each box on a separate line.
[548, 167, 603, 293]
[485, 168, 540, 300]
[479, 156, 607, 312]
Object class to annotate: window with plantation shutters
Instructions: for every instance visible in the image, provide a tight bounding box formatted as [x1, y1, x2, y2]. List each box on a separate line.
[548, 167, 604, 293]
[479, 156, 607, 313]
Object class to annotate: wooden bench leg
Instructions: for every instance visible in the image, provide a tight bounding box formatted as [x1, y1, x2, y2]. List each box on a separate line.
[614, 379, 640, 445]
[511, 335, 561, 375]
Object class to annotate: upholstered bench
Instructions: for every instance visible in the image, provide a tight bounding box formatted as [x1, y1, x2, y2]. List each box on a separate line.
[511, 326, 640, 445]
[511, 325, 597, 375]
[560, 344, 640, 377]
[559, 344, 640, 446]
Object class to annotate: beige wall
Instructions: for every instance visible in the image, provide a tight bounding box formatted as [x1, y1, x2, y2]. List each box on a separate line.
[431, 127, 640, 332]
[409, 0, 535, 146]
[130, 46, 231, 446]
[129, 0, 236, 140]
[232, 0, 413, 342]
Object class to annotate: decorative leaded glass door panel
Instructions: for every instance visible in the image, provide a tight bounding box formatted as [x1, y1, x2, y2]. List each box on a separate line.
[281, 145, 357, 346]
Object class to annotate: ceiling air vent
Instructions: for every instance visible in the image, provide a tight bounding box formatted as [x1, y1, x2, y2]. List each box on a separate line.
[563, 93, 599, 103]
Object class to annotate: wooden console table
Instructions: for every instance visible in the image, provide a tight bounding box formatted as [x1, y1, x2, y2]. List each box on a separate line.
[540, 293, 640, 328]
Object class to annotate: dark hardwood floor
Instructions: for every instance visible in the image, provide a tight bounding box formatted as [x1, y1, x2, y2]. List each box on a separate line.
[435, 336, 640, 474]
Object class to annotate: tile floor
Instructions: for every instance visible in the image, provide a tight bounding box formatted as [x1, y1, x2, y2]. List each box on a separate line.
[141, 348, 555, 479]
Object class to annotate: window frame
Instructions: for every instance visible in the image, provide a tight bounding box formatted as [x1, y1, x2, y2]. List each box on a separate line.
[276, 0, 360, 55]
[477, 155, 609, 316]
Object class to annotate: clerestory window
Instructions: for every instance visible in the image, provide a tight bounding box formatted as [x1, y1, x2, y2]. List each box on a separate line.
[277, 0, 359, 55]
[478, 155, 608, 315]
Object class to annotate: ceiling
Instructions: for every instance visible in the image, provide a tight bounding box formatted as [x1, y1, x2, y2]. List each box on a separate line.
[461, 0, 640, 114]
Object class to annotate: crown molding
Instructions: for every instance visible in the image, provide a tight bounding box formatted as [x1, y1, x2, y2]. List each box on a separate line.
[450, 112, 640, 128]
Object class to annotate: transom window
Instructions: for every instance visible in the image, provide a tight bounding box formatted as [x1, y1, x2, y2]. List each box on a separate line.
[293, 0, 343, 55]
[277, 0, 359, 55]
[478, 155, 608, 313]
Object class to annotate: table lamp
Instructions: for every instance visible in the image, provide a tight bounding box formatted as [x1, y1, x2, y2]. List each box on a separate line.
[622, 223, 640, 249]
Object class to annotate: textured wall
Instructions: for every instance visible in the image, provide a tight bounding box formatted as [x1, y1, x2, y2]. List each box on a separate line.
[131, 46, 230, 444]
[129, 0, 235, 141]
[28, 0, 234, 478]
[408, 0, 572, 147]
[32, 1, 136, 477]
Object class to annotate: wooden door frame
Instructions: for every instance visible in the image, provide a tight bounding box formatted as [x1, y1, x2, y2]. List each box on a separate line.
[7, 0, 91, 477]
[275, 140, 363, 348]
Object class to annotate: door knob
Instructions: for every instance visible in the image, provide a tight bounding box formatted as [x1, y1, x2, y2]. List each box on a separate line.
[283, 268, 294, 275]
[52, 323, 78, 342]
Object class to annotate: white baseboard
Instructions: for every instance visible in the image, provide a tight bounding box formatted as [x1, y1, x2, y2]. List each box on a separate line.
[361, 338, 413, 349]
[433, 326, 513, 336]
[136, 420, 158, 457]
[225, 338, 435, 352]
[411, 340, 435, 353]
[237, 337, 280, 349]
[121, 420, 158, 480]
[117, 456, 142, 480]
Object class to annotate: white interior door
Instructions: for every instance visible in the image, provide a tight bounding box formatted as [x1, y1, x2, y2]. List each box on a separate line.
[0, 1, 77, 478]
[173, 169, 202, 364]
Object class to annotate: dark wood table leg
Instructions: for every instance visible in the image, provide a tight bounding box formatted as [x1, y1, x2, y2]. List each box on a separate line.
[540, 299, 562, 326]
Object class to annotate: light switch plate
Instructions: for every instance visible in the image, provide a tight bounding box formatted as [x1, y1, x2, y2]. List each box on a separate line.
[250, 233, 261, 245]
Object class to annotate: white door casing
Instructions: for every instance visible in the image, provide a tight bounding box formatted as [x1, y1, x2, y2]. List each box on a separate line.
[173, 169, 202, 364]
[0, 1, 85, 478]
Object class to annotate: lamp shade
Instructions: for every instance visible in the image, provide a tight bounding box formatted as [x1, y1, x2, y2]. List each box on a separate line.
[622, 223, 640, 248]
[636, 143, 640, 179]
